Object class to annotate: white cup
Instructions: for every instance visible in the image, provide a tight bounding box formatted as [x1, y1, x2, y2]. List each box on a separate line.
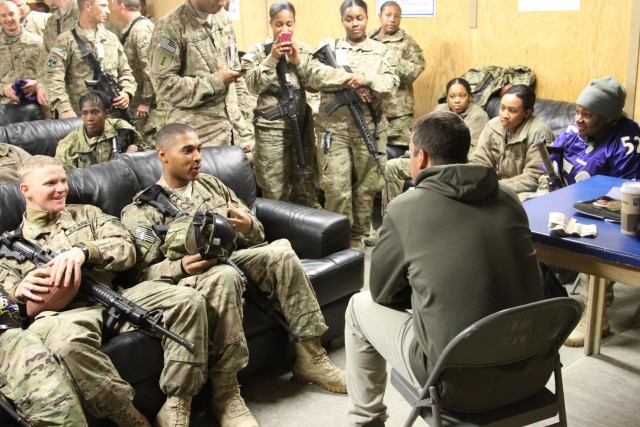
[620, 182, 640, 235]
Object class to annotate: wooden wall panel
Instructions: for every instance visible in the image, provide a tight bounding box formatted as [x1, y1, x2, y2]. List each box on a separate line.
[144, 0, 637, 119]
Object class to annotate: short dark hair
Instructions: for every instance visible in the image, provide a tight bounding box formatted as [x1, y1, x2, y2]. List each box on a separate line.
[269, 1, 295, 20]
[504, 84, 536, 111]
[114, 0, 140, 11]
[156, 123, 196, 149]
[411, 111, 470, 166]
[379, 1, 401, 14]
[340, 0, 367, 17]
[79, 90, 111, 112]
[446, 78, 472, 97]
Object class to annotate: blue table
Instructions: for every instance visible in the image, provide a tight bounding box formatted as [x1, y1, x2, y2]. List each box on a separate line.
[523, 175, 640, 355]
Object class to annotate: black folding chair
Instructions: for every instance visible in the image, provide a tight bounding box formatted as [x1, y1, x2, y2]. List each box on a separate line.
[391, 297, 582, 427]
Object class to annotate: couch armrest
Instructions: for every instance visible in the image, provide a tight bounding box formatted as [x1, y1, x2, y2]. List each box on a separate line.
[255, 198, 350, 259]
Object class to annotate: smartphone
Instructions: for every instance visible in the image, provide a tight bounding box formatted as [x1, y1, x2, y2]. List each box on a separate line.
[280, 32, 292, 43]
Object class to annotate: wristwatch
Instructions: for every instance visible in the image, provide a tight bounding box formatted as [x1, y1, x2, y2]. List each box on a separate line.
[72, 243, 90, 260]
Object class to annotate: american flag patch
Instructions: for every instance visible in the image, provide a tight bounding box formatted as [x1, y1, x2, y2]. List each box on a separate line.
[135, 226, 157, 244]
[158, 37, 178, 54]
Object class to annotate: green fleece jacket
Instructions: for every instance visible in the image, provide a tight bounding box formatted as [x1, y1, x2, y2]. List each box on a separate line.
[370, 163, 545, 412]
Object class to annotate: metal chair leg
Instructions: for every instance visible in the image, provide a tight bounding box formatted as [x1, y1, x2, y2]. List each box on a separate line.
[569, 274, 581, 295]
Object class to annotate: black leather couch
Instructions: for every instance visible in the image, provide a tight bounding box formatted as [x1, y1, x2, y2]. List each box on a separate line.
[0, 104, 42, 127]
[0, 145, 363, 426]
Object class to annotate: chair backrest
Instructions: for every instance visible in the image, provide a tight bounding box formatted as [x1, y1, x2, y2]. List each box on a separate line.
[431, 297, 582, 413]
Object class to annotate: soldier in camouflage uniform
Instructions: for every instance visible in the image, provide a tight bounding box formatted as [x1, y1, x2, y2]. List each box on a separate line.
[8, 0, 50, 36]
[369, 1, 425, 148]
[244, 1, 317, 206]
[471, 84, 553, 198]
[36, 0, 79, 107]
[112, 0, 157, 147]
[55, 91, 147, 171]
[121, 123, 346, 427]
[213, 5, 256, 145]
[0, 0, 43, 105]
[0, 288, 87, 426]
[294, 0, 399, 249]
[148, 0, 253, 147]
[0, 142, 30, 184]
[0, 155, 208, 426]
[43, 0, 135, 119]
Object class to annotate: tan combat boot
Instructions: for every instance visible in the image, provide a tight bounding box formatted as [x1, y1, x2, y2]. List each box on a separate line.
[210, 375, 258, 427]
[565, 306, 611, 347]
[292, 337, 347, 394]
[362, 228, 380, 247]
[108, 401, 151, 427]
[154, 396, 191, 427]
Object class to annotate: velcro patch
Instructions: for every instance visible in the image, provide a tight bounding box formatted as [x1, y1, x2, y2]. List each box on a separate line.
[51, 47, 67, 60]
[158, 37, 178, 54]
[135, 226, 157, 244]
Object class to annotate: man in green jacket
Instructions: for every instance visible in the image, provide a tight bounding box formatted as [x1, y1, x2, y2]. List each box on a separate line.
[345, 111, 545, 426]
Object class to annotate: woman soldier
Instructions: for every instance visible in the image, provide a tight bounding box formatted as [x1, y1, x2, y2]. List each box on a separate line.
[369, 1, 425, 148]
[55, 91, 148, 170]
[243, 1, 318, 207]
[292, 0, 399, 249]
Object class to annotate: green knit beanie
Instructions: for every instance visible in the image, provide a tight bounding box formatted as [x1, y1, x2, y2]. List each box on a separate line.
[576, 76, 626, 120]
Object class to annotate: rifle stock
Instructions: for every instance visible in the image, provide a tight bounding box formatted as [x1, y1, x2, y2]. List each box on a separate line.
[0, 232, 195, 352]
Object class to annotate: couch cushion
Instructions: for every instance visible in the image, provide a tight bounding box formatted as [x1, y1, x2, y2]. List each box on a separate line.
[0, 180, 24, 233]
[65, 159, 142, 218]
[120, 145, 257, 210]
[0, 103, 42, 127]
[1, 118, 82, 156]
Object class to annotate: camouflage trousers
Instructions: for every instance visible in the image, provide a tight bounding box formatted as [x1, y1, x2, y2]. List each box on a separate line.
[27, 281, 207, 418]
[0, 328, 87, 426]
[386, 115, 413, 147]
[180, 239, 328, 378]
[316, 127, 387, 244]
[254, 125, 318, 207]
[383, 157, 411, 213]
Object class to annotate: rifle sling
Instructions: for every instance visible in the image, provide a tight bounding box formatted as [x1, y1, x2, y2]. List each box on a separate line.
[120, 16, 146, 45]
[71, 28, 100, 80]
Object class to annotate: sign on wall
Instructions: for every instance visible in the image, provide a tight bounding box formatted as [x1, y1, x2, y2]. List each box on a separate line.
[376, 0, 435, 17]
[228, 0, 240, 21]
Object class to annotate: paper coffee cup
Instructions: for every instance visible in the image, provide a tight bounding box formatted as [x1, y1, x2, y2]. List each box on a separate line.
[620, 182, 640, 235]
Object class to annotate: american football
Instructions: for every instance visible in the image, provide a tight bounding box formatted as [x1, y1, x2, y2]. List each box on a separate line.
[26, 282, 80, 317]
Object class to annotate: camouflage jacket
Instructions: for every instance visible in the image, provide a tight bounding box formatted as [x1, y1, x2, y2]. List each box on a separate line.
[120, 174, 265, 283]
[0, 205, 136, 301]
[21, 10, 51, 37]
[212, 9, 256, 127]
[0, 29, 43, 104]
[244, 40, 312, 130]
[299, 36, 399, 134]
[471, 116, 554, 194]
[148, 2, 252, 146]
[0, 143, 31, 184]
[434, 102, 489, 156]
[369, 28, 425, 118]
[44, 24, 136, 116]
[122, 16, 155, 108]
[55, 118, 145, 170]
[37, 0, 79, 89]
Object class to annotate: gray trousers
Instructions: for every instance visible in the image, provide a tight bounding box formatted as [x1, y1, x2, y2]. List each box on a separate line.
[345, 291, 421, 426]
